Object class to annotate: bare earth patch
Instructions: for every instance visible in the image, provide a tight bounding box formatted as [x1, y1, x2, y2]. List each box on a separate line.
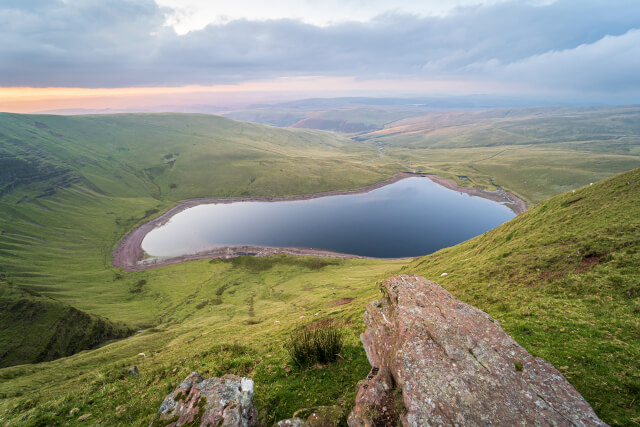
[328, 298, 355, 307]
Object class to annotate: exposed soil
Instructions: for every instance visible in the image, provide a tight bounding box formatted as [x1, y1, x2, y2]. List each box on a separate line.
[577, 255, 600, 272]
[328, 298, 355, 307]
[112, 172, 528, 272]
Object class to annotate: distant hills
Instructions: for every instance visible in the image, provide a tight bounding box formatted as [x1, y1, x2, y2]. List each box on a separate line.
[0, 110, 639, 424]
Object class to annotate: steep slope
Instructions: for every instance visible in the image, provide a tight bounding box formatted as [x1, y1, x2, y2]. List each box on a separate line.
[0, 171, 637, 425]
[0, 256, 406, 425]
[1, 112, 638, 424]
[0, 279, 133, 368]
[0, 113, 396, 322]
[0, 112, 388, 201]
[404, 168, 640, 425]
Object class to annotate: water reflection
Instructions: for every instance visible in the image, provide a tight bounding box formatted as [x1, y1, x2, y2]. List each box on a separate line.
[142, 177, 515, 258]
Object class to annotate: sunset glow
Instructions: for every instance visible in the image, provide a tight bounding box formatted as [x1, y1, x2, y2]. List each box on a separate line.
[0, 77, 525, 114]
[1, 0, 638, 112]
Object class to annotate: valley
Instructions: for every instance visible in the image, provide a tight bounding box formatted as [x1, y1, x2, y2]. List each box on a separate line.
[0, 109, 639, 425]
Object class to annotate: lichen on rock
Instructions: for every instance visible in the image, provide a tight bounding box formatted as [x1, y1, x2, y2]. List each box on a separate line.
[348, 275, 607, 426]
[150, 372, 258, 426]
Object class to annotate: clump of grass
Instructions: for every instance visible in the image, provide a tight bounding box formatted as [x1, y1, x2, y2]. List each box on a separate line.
[129, 279, 146, 293]
[223, 255, 341, 272]
[286, 321, 344, 368]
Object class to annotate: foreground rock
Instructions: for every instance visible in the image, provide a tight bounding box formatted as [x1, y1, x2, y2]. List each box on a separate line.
[151, 372, 257, 426]
[348, 275, 606, 426]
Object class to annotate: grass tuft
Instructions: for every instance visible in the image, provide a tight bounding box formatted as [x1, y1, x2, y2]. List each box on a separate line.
[287, 321, 344, 368]
[222, 255, 342, 272]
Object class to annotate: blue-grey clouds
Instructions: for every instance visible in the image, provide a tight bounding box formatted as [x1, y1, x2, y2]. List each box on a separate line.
[1, 0, 639, 98]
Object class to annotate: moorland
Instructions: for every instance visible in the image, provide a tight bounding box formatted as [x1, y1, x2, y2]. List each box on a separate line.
[0, 105, 639, 425]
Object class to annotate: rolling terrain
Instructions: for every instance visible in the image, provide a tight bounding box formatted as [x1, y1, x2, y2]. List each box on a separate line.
[0, 110, 639, 425]
[0, 113, 396, 323]
[357, 105, 640, 203]
[227, 104, 640, 204]
[224, 106, 427, 134]
[0, 165, 637, 426]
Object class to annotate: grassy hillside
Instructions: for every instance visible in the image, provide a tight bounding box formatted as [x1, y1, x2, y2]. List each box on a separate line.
[0, 170, 637, 425]
[225, 105, 640, 204]
[1, 111, 639, 425]
[0, 256, 406, 425]
[226, 107, 427, 134]
[403, 168, 640, 425]
[0, 279, 133, 368]
[0, 112, 392, 201]
[0, 113, 398, 323]
[359, 106, 640, 203]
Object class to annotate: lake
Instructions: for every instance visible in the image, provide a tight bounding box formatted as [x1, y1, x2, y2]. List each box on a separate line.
[141, 177, 516, 259]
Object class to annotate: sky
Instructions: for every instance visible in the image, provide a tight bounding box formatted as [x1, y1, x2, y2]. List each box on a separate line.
[0, 0, 639, 112]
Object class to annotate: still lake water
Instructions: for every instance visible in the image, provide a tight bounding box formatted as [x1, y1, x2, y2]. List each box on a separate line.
[142, 177, 515, 258]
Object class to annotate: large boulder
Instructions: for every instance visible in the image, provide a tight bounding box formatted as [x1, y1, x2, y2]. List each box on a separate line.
[151, 372, 258, 426]
[348, 275, 606, 426]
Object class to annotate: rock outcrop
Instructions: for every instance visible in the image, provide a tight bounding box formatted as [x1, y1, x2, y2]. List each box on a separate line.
[151, 372, 258, 426]
[348, 275, 606, 426]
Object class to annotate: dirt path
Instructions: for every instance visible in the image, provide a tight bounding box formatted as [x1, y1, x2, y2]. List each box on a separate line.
[112, 172, 528, 272]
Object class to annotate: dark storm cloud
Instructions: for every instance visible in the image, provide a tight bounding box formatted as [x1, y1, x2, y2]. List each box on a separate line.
[1, 0, 639, 96]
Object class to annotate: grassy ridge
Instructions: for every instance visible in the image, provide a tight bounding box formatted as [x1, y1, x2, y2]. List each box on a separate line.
[360, 106, 640, 203]
[0, 279, 133, 368]
[0, 113, 397, 322]
[1, 170, 638, 425]
[0, 112, 393, 201]
[403, 168, 640, 425]
[1, 111, 640, 425]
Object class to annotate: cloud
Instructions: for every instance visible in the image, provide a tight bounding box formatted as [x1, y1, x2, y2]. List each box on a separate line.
[0, 0, 639, 99]
[496, 29, 640, 93]
[155, 0, 521, 33]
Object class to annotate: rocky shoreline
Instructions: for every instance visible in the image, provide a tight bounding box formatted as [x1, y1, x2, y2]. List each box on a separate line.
[112, 172, 528, 272]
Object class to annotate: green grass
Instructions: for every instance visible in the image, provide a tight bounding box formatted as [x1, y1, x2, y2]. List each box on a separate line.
[402, 168, 640, 425]
[0, 279, 133, 368]
[0, 112, 401, 423]
[286, 320, 344, 367]
[2, 170, 638, 424]
[0, 256, 406, 425]
[361, 106, 640, 203]
[1, 111, 640, 425]
[0, 112, 398, 323]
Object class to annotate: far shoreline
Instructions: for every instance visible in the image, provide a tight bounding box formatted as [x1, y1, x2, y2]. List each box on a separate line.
[111, 172, 528, 272]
